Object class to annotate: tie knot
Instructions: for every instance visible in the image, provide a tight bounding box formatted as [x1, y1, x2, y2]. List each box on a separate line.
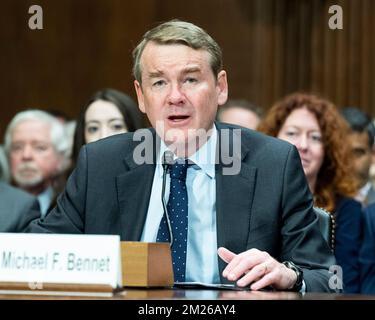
[170, 159, 189, 180]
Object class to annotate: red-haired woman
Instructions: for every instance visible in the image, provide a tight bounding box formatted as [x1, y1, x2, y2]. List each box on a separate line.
[259, 92, 362, 293]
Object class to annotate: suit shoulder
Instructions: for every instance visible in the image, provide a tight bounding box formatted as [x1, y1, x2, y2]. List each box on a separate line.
[244, 128, 292, 151]
[0, 182, 36, 203]
[218, 122, 292, 150]
[84, 130, 153, 159]
[217, 123, 294, 160]
[87, 131, 134, 150]
[336, 197, 362, 228]
[337, 197, 362, 211]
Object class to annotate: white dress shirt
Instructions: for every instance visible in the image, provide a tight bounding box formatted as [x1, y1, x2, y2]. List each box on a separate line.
[355, 181, 372, 206]
[37, 186, 54, 217]
[141, 125, 220, 283]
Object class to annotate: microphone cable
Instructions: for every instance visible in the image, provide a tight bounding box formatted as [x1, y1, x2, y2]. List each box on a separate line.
[161, 151, 174, 247]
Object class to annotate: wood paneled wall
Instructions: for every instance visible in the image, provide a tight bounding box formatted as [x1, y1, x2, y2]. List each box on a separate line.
[1, 0, 374, 137]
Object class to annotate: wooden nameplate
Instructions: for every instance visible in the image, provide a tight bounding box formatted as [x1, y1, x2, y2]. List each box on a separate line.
[120, 241, 174, 287]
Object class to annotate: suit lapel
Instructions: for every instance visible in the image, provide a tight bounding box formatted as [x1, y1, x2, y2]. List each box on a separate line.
[116, 129, 159, 241]
[215, 124, 257, 281]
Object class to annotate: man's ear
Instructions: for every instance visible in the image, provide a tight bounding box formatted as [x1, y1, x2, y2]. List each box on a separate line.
[216, 70, 228, 106]
[134, 80, 146, 113]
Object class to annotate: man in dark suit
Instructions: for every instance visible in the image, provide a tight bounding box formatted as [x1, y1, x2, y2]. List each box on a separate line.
[360, 203, 375, 294]
[341, 107, 375, 207]
[0, 182, 40, 232]
[27, 20, 335, 292]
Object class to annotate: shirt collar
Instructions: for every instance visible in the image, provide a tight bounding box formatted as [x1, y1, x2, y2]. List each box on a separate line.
[357, 181, 372, 199]
[37, 186, 54, 216]
[157, 124, 217, 179]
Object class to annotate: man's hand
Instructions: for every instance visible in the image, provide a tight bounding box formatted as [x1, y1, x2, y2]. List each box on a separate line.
[217, 247, 297, 290]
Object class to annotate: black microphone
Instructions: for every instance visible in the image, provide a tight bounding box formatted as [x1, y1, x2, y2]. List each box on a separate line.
[161, 151, 174, 247]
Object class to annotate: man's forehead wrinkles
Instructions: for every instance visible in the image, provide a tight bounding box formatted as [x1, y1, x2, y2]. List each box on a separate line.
[147, 70, 164, 78]
[146, 65, 203, 78]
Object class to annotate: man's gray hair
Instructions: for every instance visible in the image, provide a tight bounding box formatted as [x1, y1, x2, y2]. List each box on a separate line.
[4, 109, 71, 171]
[132, 19, 223, 83]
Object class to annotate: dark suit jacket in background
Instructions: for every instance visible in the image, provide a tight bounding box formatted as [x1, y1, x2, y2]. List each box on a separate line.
[334, 197, 363, 293]
[360, 203, 375, 294]
[365, 186, 375, 208]
[0, 182, 40, 232]
[27, 123, 336, 292]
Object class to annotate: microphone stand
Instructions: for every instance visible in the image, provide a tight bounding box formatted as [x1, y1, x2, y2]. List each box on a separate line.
[162, 152, 174, 247]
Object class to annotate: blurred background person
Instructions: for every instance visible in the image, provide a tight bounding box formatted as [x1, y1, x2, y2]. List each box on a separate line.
[258, 92, 362, 293]
[370, 118, 375, 189]
[341, 107, 375, 208]
[4, 110, 71, 217]
[216, 99, 263, 130]
[46, 109, 77, 197]
[1, 141, 40, 232]
[360, 201, 375, 294]
[0, 145, 10, 182]
[46, 109, 77, 162]
[0, 181, 40, 232]
[72, 88, 144, 164]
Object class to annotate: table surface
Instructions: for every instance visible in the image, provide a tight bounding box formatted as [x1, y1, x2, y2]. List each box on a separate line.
[0, 287, 374, 300]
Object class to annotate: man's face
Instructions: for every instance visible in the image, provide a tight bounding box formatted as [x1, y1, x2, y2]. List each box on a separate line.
[348, 131, 372, 187]
[9, 120, 62, 190]
[84, 100, 127, 143]
[277, 108, 324, 188]
[134, 42, 228, 154]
